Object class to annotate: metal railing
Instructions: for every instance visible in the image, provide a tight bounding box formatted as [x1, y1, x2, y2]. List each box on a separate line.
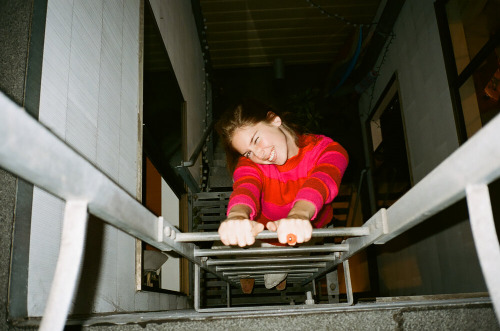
[1, 91, 499, 326]
[175, 120, 214, 193]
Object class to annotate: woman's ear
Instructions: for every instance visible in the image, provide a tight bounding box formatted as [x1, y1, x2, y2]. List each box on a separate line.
[270, 114, 282, 127]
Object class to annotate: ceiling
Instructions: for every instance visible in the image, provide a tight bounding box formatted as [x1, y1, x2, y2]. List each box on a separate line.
[199, 0, 384, 69]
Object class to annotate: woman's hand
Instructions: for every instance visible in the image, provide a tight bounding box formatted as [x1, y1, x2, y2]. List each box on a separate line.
[266, 200, 316, 245]
[218, 204, 264, 247]
[266, 217, 312, 245]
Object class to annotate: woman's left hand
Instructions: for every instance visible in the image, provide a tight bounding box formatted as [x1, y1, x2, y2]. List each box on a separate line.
[266, 216, 313, 245]
[266, 200, 316, 245]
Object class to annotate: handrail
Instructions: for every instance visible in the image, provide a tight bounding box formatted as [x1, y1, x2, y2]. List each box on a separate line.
[376, 114, 500, 244]
[175, 120, 214, 193]
[298, 112, 500, 319]
[0, 92, 225, 277]
[178, 120, 214, 168]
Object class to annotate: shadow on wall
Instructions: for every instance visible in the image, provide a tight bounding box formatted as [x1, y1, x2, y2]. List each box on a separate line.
[72, 216, 105, 314]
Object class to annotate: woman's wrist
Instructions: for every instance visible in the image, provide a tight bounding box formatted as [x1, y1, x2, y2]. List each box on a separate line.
[227, 204, 252, 220]
[287, 200, 316, 220]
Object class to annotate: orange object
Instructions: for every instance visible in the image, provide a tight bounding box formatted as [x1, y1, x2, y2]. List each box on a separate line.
[287, 233, 297, 245]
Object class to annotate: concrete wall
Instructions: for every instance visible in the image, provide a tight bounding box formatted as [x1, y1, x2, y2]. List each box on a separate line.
[359, 0, 487, 296]
[0, 1, 35, 328]
[148, 0, 207, 180]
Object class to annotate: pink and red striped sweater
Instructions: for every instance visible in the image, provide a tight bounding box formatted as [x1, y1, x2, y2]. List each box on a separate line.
[227, 134, 349, 229]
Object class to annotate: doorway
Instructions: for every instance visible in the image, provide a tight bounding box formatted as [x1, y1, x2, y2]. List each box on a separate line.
[368, 78, 412, 209]
[140, 0, 188, 295]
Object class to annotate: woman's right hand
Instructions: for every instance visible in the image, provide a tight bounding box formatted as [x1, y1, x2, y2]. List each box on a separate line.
[218, 217, 264, 247]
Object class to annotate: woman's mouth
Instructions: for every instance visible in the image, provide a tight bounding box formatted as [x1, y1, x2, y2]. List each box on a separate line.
[268, 148, 276, 163]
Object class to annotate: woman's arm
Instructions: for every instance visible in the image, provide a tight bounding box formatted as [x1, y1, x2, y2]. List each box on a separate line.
[219, 158, 264, 247]
[268, 139, 349, 245]
[293, 140, 348, 220]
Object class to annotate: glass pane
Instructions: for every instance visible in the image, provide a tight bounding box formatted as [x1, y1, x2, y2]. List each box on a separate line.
[459, 55, 500, 138]
[446, 0, 500, 74]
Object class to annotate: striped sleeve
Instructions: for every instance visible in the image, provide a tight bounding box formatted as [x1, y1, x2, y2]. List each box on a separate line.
[293, 140, 348, 220]
[227, 158, 263, 220]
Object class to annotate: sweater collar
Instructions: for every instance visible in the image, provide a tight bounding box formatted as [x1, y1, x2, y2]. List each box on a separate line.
[276, 134, 315, 171]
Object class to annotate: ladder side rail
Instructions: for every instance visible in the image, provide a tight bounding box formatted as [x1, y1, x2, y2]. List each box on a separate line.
[304, 113, 500, 287]
[377, 112, 500, 244]
[0, 92, 229, 281]
[301, 208, 388, 285]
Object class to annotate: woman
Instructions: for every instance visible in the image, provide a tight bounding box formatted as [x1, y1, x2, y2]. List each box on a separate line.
[215, 98, 348, 291]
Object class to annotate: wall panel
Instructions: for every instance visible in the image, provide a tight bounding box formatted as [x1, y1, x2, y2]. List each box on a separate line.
[148, 0, 207, 181]
[358, 0, 486, 296]
[27, 0, 186, 317]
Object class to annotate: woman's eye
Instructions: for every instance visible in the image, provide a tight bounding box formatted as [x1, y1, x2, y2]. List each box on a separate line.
[244, 152, 251, 158]
[255, 137, 260, 144]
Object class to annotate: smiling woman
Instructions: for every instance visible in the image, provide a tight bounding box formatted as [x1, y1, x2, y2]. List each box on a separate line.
[216, 99, 349, 243]
[231, 115, 298, 165]
[215, 98, 349, 291]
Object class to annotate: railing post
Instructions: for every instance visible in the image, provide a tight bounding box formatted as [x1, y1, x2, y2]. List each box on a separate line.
[39, 200, 89, 331]
[465, 184, 500, 322]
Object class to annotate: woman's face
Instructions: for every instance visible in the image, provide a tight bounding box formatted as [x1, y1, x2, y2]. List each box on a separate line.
[231, 116, 298, 165]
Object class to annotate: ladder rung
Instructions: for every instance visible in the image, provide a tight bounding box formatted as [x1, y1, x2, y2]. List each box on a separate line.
[195, 244, 349, 257]
[207, 255, 335, 266]
[176, 227, 370, 242]
[223, 268, 319, 276]
[216, 263, 326, 271]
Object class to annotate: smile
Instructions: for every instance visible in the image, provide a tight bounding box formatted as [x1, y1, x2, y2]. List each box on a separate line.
[268, 149, 276, 162]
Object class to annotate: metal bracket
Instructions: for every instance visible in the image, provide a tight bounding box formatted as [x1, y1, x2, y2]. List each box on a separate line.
[326, 269, 340, 303]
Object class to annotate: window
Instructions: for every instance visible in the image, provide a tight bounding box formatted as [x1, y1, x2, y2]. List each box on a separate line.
[367, 76, 412, 209]
[436, 0, 500, 141]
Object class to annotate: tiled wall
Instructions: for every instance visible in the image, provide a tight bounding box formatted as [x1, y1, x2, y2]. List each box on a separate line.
[27, 0, 189, 316]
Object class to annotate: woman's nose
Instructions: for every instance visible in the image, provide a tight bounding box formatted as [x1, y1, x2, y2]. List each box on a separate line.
[254, 146, 265, 160]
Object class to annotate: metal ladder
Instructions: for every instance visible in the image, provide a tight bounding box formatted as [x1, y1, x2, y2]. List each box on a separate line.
[1, 91, 499, 327]
[177, 208, 384, 312]
[188, 190, 362, 311]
